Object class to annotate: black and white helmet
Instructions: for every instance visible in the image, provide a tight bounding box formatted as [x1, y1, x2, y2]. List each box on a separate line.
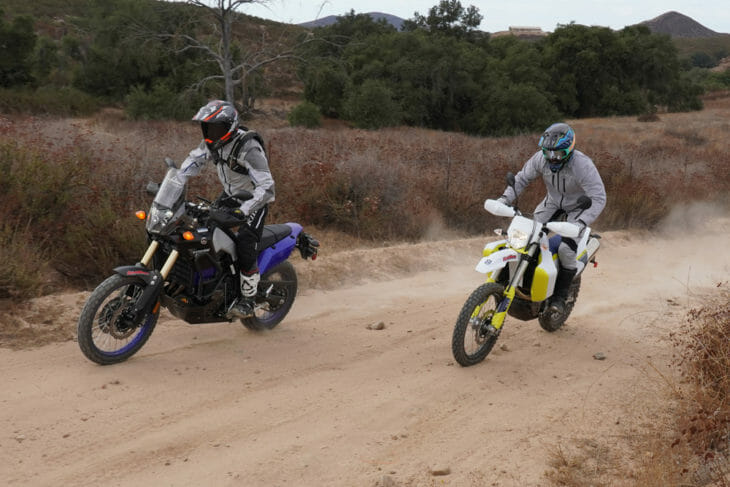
[192, 100, 239, 151]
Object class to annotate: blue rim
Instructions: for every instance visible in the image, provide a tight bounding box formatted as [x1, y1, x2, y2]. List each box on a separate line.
[102, 313, 155, 357]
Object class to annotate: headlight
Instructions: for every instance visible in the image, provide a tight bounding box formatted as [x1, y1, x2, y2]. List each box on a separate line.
[507, 228, 529, 250]
[146, 206, 174, 233]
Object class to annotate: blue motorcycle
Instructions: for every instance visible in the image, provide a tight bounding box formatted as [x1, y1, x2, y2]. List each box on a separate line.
[77, 158, 319, 365]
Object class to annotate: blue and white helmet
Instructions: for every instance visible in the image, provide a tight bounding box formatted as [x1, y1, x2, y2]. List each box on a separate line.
[539, 123, 575, 172]
[192, 100, 239, 151]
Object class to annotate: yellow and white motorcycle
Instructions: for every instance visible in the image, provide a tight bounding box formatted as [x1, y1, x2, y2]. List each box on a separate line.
[451, 174, 601, 367]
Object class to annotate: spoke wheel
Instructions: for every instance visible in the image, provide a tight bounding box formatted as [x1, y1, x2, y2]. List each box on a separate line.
[452, 283, 505, 367]
[241, 261, 297, 331]
[538, 276, 581, 332]
[77, 275, 159, 365]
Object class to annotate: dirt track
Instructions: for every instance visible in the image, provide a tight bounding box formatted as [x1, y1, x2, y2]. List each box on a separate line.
[2, 209, 729, 487]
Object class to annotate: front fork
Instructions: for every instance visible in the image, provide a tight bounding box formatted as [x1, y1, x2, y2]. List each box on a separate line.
[139, 240, 179, 280]
[489, 245, 537, 331]
[123, 240, 181, 320]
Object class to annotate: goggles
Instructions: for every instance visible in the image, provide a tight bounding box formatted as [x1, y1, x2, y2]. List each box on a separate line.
[542, 147, 571, 162]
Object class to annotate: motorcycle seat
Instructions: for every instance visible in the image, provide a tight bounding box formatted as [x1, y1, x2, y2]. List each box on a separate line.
[260, 224, 293, 249]
[549, 234, 561, 255]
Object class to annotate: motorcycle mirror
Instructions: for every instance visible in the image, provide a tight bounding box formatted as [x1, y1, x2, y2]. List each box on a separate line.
[164, 157, 177, 169]
[146, 181, 160, 196]
[576, 195, 592, 210]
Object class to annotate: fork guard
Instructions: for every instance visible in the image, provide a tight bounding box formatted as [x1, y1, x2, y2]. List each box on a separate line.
[113, 265, 164, 320]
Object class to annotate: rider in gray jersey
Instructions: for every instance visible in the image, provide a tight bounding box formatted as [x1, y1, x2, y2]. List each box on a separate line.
[499, 122, 606, 314]
[177, 100, 276, 318]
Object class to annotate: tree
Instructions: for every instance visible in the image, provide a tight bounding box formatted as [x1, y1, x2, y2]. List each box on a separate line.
[542, 23, 701, 117]
[402, 0, 483, 40]
[0, 9, 37, 87]
[175, 0, 306, 114]
[343, 79, 402, 129]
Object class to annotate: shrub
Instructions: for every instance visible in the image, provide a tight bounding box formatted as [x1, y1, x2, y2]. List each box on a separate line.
[0, 86, 99, 115]
[125, 82, 204, 121]
[0, 223, 49, 299]
[343, 80, 402, 129]
[670, 293, 730, 482]
[0, 137, 149, 293]
[287, 101, 322, 128]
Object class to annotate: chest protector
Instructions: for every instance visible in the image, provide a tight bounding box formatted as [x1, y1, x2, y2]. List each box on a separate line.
[226, 129, 266, 175]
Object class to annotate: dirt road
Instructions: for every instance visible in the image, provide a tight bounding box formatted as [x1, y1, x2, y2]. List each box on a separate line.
[2, 210, 729, 487]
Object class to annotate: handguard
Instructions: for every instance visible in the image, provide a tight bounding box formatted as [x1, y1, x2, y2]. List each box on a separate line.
[208, 208, 246, 228]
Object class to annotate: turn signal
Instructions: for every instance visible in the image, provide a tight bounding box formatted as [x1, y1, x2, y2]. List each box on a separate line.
[135, 211, 146, 220]
[182, 231, 195, 241]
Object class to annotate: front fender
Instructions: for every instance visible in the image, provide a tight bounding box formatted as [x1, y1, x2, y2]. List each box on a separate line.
[114, 265, 157, 284]
[113, 265, 164, 318]
[475, 248, 519, 274]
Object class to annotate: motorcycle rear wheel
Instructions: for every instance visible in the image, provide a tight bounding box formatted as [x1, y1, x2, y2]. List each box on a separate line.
[452, 283, 505, 367]
[77, 274, 159, 365]
[241, 261, 298, 331]
[538, 276, 581, 332]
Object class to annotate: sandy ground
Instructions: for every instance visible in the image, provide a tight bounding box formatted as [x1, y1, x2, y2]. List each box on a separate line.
[2, 208, 730, 487]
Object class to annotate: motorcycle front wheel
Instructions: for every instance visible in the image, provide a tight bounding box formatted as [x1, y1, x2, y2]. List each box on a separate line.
[241, 261, 298, 331]
[452, 283, 505, 367]
[77, 274, 159, 365]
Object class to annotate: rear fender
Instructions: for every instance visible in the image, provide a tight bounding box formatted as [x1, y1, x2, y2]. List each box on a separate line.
[257, 223, 301, 274]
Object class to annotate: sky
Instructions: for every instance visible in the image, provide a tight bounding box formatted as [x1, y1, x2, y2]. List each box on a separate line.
[243, 0, 730, 34]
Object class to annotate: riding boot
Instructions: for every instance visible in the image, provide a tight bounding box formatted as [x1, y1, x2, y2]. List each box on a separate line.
[228, 270, 260, 319]
[548, 268, 577, 315]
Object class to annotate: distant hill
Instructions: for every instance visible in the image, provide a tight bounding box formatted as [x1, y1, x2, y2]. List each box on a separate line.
[298, 12, 405, 30]
[640, 11, 720, 38]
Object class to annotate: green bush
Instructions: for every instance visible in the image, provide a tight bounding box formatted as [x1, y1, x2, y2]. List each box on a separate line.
[302, 62, 349, 117]
[0, 86, 98, 115]
[343, 80, 402, 129]
[287, 101, 322, 128]
[125, 82, 204, 121]
[477, 83, 560, 135]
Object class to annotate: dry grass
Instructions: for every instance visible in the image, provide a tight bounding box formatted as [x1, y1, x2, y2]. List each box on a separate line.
[1, 93, 729, 293]
[545, 289, 730, 487]
[1, 95, 730, 483]
[669, 292, 730, 486]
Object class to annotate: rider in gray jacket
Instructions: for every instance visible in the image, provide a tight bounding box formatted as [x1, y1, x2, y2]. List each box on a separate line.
[176, 100, 275, 319]
[499, 122, 606, 314]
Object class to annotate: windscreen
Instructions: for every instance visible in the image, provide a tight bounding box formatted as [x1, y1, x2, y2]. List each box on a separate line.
[154, 168, 185, 209]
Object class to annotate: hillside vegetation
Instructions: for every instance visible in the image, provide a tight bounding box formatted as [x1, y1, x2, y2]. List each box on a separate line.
[4, 0, 730, 134]
[1, 93, 729, 299]
[1, 3, 730, 484]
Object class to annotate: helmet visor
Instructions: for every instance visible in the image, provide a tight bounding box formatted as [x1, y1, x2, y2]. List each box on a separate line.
[542, 147, 570, 162]
[202, 122, 229, 143]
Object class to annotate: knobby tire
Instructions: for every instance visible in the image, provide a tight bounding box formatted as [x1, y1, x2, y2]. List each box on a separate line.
[452, 283, 505, 367]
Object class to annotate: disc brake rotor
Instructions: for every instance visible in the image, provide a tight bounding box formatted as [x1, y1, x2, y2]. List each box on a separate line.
[98, 296, 136, 339]
[470, 312, 493, 345]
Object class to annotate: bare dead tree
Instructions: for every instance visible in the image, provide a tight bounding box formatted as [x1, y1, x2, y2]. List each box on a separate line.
[174, 0, 309, 114]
